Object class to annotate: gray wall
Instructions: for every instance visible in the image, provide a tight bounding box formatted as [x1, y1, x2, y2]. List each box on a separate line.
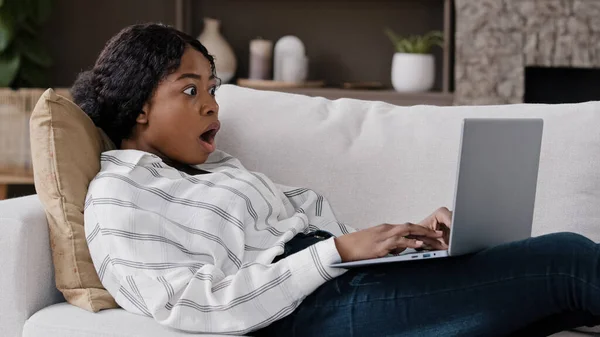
[192, 0, 445, 89]
[41, 0, 445, 89]
[42, 0, 176, 87]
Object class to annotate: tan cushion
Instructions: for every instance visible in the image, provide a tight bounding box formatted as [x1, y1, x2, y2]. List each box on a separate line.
[30, 89, 118, 312]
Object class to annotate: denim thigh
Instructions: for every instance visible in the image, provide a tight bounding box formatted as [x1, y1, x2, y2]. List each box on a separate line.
[257, 232, 600, 337]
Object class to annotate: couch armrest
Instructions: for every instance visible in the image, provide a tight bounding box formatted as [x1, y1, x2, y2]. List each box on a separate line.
[0, 195, 63, 337]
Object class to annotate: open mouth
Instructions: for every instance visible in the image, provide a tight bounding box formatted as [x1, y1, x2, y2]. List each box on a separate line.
[199, 121, 220, 151]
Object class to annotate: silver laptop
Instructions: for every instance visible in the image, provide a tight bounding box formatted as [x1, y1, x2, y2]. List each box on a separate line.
[331, 118, 544, 268]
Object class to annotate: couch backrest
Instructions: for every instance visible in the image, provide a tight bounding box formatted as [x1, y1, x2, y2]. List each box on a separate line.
[215, 85, 600, 242]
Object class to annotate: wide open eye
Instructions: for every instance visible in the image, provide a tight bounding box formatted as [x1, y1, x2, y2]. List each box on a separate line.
[183, 86, 197, 96]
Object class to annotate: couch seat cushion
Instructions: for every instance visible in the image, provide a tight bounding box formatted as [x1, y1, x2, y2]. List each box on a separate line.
[21, 303, 597, 337]
[23, 303, 242, 337]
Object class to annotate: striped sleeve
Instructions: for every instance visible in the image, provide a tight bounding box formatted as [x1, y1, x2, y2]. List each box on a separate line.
[277, 183, 358, 236]
[136, 237, 343, 334]
[86, 197, 345, 334]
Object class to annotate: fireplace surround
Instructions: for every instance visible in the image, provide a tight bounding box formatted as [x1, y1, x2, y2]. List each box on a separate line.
[455, 0, 600, 105]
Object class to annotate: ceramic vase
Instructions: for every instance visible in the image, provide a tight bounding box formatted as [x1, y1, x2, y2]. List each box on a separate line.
[198, 18, 237, 83]
[391, 53, 435, 92]
[273, 36, 307, 83]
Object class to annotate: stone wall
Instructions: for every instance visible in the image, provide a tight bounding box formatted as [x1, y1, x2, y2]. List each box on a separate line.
[455, 0, 600, 105]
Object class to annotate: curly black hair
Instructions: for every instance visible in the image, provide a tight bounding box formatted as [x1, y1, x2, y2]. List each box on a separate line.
[71, 23, 217, 148]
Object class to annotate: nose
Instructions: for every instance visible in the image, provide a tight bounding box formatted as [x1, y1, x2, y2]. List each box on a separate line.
[200, 95, 219, 117]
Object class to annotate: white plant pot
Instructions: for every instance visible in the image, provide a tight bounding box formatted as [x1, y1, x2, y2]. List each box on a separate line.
[391, 53, 435, 93]
[198, 18, 237, 83]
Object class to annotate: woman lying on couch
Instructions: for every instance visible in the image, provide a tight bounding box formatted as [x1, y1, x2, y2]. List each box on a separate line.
[73, 23, 600, 336]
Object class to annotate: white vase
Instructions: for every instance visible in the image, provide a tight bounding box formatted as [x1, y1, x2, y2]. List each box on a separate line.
[391, 53, 435, 93]
[198, 18, 237, 83]
[273, 36, 307, 82]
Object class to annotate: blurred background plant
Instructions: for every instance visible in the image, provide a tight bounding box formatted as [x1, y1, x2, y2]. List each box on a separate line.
[0, 0, 52, 88]
[385, 28, 444, 54]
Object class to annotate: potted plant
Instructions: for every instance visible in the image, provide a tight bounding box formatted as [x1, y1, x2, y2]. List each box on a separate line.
[385, 29, 443, 93]
[0, 0, 53, 88]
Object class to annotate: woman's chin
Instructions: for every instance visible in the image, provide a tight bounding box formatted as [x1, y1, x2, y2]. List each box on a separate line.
[193, 147, 214, 165]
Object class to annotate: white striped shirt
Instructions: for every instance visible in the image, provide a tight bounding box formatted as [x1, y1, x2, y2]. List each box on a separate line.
[84, 149, 356, 334]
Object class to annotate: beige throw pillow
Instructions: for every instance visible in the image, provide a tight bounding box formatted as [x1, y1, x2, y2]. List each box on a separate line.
[30, 88, 118, 312]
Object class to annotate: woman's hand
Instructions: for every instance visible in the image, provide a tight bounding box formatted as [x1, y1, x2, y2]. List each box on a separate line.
[417, 207, 453, 249]
[334, 223, 444, 262]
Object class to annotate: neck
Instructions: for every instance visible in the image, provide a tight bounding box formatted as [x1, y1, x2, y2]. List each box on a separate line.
[121, 137, 167, 161]
[121, 137, 210, 176]
[120, 137, 198, 173]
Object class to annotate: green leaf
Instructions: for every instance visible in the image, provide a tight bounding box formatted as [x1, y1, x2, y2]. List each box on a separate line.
[424, 31, 444, 52]
[415, 36, 428, 54]
[0, 49, 21, 86]
[15, 32, 52, 67]
[385, 28, 404, 52]
[0, 0, 5, 8]
[0, 10, 15, 52]
[407, 35, 418, 53]
[385, 29, 444, 54]
[398, 40, 412, 53]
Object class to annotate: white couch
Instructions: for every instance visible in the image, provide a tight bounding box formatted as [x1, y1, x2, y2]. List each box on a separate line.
[1, 85, 599, 336]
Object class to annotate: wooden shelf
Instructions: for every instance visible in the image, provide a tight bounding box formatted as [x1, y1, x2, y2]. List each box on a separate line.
[185, 0, 455, 92]
[0, 173, 34, 200]
[0, 173, 34, 184]
[256, 87, 455, 106]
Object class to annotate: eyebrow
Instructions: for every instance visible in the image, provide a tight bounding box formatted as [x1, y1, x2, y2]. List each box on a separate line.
[175, 73, 216, 81]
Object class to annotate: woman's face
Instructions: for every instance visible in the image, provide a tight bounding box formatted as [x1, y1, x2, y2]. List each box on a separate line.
[128, 46, 220, 165]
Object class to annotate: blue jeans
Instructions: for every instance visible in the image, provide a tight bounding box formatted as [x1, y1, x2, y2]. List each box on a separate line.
[255, 232, 600, 337]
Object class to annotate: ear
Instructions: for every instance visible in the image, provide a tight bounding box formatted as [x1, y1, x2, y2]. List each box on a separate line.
[137, 103, 150, 124]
